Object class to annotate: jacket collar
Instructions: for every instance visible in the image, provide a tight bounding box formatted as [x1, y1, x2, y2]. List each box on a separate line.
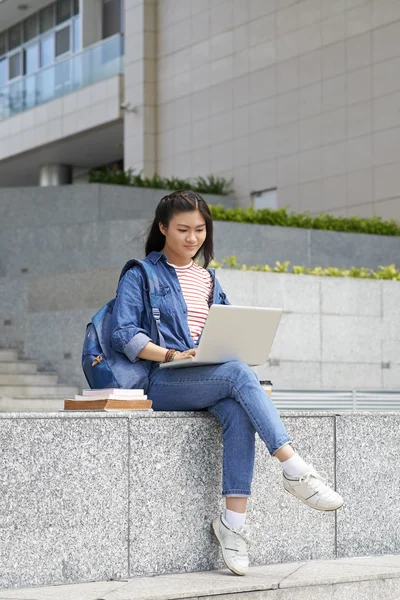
[147, 251, 166, 265]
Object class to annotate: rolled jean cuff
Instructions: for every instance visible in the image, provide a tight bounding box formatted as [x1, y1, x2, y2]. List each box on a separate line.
[271, 439, 292, 456]
[223, 490, 251, 497]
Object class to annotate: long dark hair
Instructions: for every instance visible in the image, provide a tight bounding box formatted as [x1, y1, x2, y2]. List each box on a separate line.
[145, 190, 214, 267]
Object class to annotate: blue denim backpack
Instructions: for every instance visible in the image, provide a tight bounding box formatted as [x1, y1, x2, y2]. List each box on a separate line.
[82, 259, 166, 390]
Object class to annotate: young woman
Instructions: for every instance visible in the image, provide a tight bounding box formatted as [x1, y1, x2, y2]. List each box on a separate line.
[110, 190, 343, 576]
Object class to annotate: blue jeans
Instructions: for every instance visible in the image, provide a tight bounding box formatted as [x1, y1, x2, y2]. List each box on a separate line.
[148, 360, 291, 497]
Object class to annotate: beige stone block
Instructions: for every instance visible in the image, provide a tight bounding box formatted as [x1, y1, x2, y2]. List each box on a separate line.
[374, 162, 400, 201]
[250, 158, 277, 190]
[250, 98, 276, 133]
[158, 101, 174, 132]
[323, 141, 347, 177]
[233, 74, 250, 108]
[192, 119, 209, 149]
[277, 121, 300, 156]
[347, 66, 371, 105]
[249, 66, 276, 102]
[211, 30, 233, 62]
[347, 100, 372, 138]
[233, 164, 250, 199]
[249, 41, 276, 72]
[277, 89, 300, 125]
[250, 128, 277, 163]
[62, 113, 77, 137]
[191, 147, 211, 176]
[173, 151, 191, 177]
[299, 49, 322, 87]
[372, 56, 400, 98]
[299, 179, 323, 212]
[347, 202, 374, 217]
[190, 64, 209, 93]
[249, 0, 275, 20]
[210, 56, 233, 85]
[299, 147, 323, 182]
[211, 1, 233, 35]
[373, 91, 400, 132]
[277, 30, 299, 63]
[373, 127, 400, 167]
[191, 89, 209, 124]
[347, 135, 373, 172]
[249, 14, 275, 47]
[170, 19, 191, 53]
[374, 197, 400, 220]
[347, 3, 372, 37]
[210, 80, 233, 115]
[296, 23, 322, 56]
[174, 124, 191, 155]
[346, 32, 372, 71]
[276, 3, 300, 37]
[323, 174, 347, 210]
[233, 47, 249, 77]
[279, 184, 300, 210]
[322, 41, 346, 79]
[211, 139, 233, 172]
[158, 0, 190, 27]
[233, 24, 248, 53]
[372, 0, 400, 28]
[299, 114, 322, 150]
[191, 0, 208, 17]
[191, 40, 209, 69]
[277, 57, 299, 94]
[321, 0, 346, 19]
[158, 131, 174, 162]
[210, 111, 233, 144]
[233, 0, 248, 26]
[278, 154, 299, 187]
[233, 106, 249, 138]
[190, 9, 209, 44]
[299, 82, 322, 118]
[347, 168, 373, 205]
[173, 96, 191, 126]
[322, 108, 346, 145]
[233, 136, 250, 168]
[323, 74, 346, 111]
[321, 12, 346, 46]
[373, 20, 400, 64]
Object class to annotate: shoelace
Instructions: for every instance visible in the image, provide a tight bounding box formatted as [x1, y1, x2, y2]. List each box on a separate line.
[235, 526, 255, 548]
[299, 466, 330, 490]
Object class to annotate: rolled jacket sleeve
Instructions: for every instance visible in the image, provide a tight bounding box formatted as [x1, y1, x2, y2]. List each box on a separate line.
[110, 269, 152, 363]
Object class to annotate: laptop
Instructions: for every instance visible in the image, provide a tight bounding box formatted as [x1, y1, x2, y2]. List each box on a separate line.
[159, 305, 282, 369]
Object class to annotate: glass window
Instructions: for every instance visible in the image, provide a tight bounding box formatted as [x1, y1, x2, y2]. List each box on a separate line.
[73, 0, 79, 15]
[0, 31, 7, 57]
[24, 43, 39, 74]
[56, 0, 72, 25]
[252, 189, 278, 210]
[73, 16, 80, 52]
[55, 25, 70, 56]
[0, 58, 7, 87]
[8, 24, 22, 51]
[40, 33, 55, 67]
[24, 14, 38, 42]
[9, 52, 22, 79]
[40, 4, 55, 33]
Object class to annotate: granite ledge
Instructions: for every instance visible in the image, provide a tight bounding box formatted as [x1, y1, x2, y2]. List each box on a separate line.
[0, 410, 399, 420]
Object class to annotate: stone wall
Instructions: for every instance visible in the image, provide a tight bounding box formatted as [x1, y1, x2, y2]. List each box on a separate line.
[1, 410, 398, 589]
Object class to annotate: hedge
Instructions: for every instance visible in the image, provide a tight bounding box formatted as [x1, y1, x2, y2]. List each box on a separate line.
[209, 257, 400, 280]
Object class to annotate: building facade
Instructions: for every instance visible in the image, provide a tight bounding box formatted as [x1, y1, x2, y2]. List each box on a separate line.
[1, 0, 400, 219]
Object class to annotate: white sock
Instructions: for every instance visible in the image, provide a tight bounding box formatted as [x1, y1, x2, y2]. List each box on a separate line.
[224, 508, 246, 531]
[281, 454, 310, 477]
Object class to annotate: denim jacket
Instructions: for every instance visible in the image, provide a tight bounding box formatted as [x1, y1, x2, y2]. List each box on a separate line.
[109, 251, 230, 392]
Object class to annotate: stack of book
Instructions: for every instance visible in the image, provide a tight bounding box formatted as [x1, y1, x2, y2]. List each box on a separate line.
[64, 389, 152, 411]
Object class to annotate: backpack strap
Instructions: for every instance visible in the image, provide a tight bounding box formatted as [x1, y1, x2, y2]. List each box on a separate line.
[116, 258, 166, 349]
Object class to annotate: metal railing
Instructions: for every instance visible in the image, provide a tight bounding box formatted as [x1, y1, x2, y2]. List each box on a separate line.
[272, 389, 400, 412]
[0, 34, 124, 121]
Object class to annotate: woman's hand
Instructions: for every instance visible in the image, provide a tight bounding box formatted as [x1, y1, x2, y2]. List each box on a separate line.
[173, 349, 197, 361]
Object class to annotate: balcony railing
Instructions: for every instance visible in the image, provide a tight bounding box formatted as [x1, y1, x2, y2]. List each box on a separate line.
[0, 34, 124, 122]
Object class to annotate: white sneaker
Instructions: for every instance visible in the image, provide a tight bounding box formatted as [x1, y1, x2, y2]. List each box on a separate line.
[283, 465, 344, 511]
[212, 514, 253, 576]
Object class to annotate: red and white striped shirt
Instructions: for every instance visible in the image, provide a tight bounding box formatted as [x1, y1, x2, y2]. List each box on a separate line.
[167, 260, 213, 344]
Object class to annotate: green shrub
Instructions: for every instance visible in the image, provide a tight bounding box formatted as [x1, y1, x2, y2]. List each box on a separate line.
[208, 205, 400, 236]
[88, 167, 233, 196]
[207, 256, 400, 280]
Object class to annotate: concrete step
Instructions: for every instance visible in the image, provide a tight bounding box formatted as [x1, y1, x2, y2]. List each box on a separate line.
[0, 373, 59, 386]
[0, 555, 399, 600]
[0, 397, 65, 412]
[0, 361, 38, 374]
[0, 349, 18, 361]
[0, 385, 78, 398]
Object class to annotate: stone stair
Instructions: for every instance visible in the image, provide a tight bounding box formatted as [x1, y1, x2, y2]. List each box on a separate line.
[0, 349, 79, 411]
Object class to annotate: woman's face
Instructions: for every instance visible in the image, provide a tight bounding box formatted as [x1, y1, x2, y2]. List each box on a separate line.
[159, 210, 207, 259]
